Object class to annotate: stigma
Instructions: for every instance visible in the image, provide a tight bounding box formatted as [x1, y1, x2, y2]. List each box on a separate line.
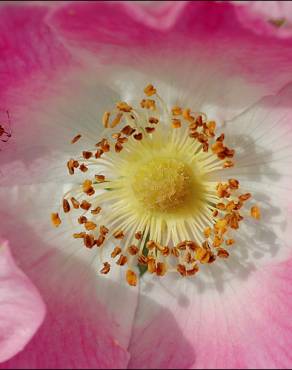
[51, 84, 261, 286]
[132, 158, 193, 212]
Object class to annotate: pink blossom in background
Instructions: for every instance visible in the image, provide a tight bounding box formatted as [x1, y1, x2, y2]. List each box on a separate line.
[0, 1, 292, 369]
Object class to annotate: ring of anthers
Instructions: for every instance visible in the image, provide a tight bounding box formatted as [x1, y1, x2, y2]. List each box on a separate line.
[51, 84, 261, 287]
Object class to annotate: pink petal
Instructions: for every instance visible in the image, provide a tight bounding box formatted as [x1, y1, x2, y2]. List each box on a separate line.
[0, 5, 139, 368]
[0, 4, 72, 101]
[0, 240, 45, 363]
[48, 1, 292, 119]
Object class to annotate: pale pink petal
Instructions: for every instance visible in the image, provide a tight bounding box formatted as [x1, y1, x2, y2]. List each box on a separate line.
[128, 85, 292, 368]
[48, 1, 292, 120]
[2, 3, 292, 368]
[130, 256, 292, 369]
[0, 240, 45, 363]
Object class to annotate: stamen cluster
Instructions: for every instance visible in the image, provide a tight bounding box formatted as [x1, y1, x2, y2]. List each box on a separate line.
[51, 85, 260, 286]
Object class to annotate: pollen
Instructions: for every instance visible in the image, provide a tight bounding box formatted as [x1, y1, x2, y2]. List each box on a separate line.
[52, 83, 261, 287]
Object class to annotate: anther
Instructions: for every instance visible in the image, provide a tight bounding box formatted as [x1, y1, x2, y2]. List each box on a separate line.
[149, 117, 159, 124]
[80, 164, 88, 173]
[73, 232, 86, 239]
[145, 127, 155, 134]
[102, 112, 110, 128]
[251, 206, 261, 220]
[63, 199, 71, 213]
[140, 99, 156, 110]
[111, 246, 122, 258]
[121, 125, 136, 136]
[134, 231, 142, 240]
[223, 160, 234, 168]
[91, 206, 101, 215]
[144, 84, 156, 97]
[228, 179, 239, 189]
[239, 193, 251, 202]
[100, 262, 111, 274]
[126, 269, 137, 286]
[116, 255, 128, 266]
[51, 213, 61, 227]
[133, 133, 143, 141]
[78, 216, 87, 224]
[71, 134, 82, 144]
[80, 200, 91, 211]
[204, 227, 211, 238]
[156, 262, 167, 277]
[172, 106, 182, 116]
[182, 109, 194, 122]
[100, 225, 109, 235]
[187, 265, 199, 276]
[111, 113, 123, 128]
[177, 264, 187, 277]
[85, 221, 97, 231]
[172, 118, 182, 128]
[217, 249, 229, 258]
[148, 258, 157, 273]
[95, 175, 105, 183]
[67, 159, 77, 175]
[117, 102, 132, 112]
[115, 142, 123, 153]
[128, 245, 139, 255]
[84, 234, 95, 248]
[113, 230, 125, 239]
[82, 151, 93, 160]
[96, 235, 106, 247]
[95, 149, 103, 158]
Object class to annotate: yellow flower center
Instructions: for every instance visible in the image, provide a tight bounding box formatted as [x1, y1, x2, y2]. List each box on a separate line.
[132, 158, 193, 212]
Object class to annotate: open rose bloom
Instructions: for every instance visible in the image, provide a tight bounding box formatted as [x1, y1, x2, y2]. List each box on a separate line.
[1, 1, 292, 369]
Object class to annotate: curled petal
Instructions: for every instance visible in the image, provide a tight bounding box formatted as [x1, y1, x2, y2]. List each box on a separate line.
[0, 241, 46, 363]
